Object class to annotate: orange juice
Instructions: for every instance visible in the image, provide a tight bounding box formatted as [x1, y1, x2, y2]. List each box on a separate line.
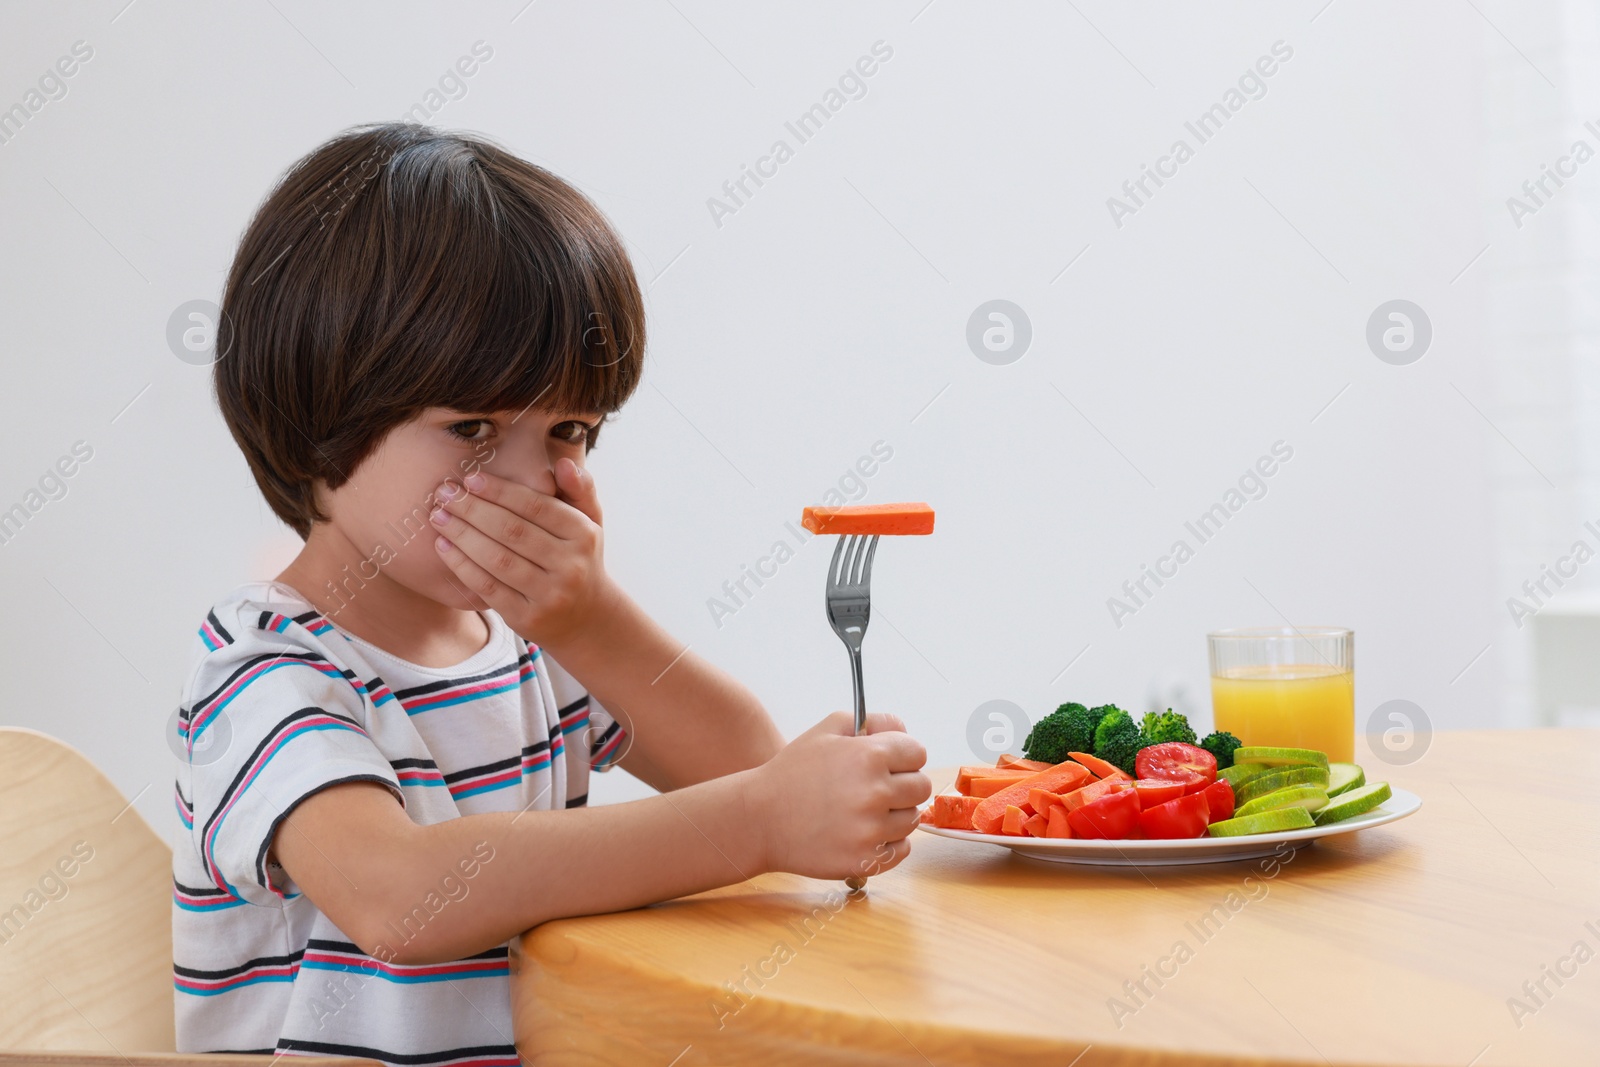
[1210, 664, 1354, 762]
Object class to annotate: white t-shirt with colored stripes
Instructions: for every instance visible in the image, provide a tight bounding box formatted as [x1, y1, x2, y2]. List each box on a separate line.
[171, 581, 627, 1066]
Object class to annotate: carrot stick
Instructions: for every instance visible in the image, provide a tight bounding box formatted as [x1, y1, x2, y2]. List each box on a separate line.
[956, 765, 1031, 795]
[1028, 787, 1071, 815]
[971, 762, 1093, 834]
[929, 794, 981, 830]
[1058, 777, 1119, 812]
[996, 754, 1054, 773]
[1068, 751, 1133, 781]
[970, 775, 1043, 798]
[801, 503, 935, 536]
[1046, 805, 1072, 838]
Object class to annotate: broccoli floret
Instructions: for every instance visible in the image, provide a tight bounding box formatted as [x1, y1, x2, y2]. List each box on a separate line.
[1199, 730, 1243, 769]
[1092, 707, 1144, 775]
[1022, 702, 1104, 763]
[1141, 708, 1197, 746]
[1089, 706, 1131, 750]
[1086, 704, 1121, 726]
[1066, 703, 1111, 750]
[1021, 706, 1075, 763]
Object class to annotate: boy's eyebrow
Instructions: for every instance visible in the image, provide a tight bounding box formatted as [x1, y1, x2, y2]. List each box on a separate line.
[536, 405, 606, 418]
[494, 406, 606, 423]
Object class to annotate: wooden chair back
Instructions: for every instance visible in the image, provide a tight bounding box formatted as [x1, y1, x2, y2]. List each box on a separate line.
[0, 726, 176, 1051]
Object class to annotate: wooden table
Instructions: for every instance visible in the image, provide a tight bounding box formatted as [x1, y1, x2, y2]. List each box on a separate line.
[511, 729, 1599, 1066]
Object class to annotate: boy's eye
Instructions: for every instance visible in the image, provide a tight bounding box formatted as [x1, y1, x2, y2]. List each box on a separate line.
[447, 420, 493, 442]
[552, 420, 596, 445]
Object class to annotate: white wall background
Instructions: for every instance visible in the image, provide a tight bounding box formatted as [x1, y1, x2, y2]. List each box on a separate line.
[0, 0, 1585, 850]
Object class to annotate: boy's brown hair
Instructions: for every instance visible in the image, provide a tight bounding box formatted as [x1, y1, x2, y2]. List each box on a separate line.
[214, 122, 646, 539]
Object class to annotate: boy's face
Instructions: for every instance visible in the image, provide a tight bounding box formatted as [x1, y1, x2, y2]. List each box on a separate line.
[317, 405, 602, 610]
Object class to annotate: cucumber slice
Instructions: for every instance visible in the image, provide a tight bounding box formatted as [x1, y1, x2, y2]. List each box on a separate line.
[1233, 784, 1329, 818]
[1326, 762, 1365, 798]
[1218, 761, 1272, 787]
[1311, 781, 1391, 825]
[1232, 746, 1330, 770]
[1207, 807, 1315, 837]
[1234, 764, 1331, 806]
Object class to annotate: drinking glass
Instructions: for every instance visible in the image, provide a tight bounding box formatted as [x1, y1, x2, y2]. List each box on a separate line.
[1208, 626, 1354, 762]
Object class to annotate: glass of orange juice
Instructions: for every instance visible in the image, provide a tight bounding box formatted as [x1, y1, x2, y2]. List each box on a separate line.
[1208, 626, 1354, 762]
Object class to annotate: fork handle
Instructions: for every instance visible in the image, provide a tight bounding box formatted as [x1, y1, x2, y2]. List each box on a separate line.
[845, 645, 868, 891]
[848, 646, 866, 736]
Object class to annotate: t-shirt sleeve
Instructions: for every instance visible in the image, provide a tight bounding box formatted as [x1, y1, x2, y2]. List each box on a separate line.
[540, 650, 627, 773]
[178, 618, 405, 908]
[585, 692, 628, 773]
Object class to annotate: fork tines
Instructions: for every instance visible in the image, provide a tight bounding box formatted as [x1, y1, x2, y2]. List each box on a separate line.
[827, 532, 880, 591]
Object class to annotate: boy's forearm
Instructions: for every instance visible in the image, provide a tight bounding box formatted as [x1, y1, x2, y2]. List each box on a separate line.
[370, 764, 771, 966]
[542, 578, 785, 787]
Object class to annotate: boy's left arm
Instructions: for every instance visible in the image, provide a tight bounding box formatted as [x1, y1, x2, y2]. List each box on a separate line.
[430, 461, 786, 792]
[547, 580, 786, 791]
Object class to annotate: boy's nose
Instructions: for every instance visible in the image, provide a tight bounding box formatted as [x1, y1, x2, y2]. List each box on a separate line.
[477, 435, 560, 497]
[511, 464, 558, 498]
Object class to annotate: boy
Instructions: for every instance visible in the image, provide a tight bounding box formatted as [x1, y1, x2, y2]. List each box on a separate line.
[172, 123, 930, 1064]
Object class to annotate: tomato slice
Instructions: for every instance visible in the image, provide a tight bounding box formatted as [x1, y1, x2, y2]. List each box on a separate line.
[1065, 788, 1141, 839]
[1136, 791, 1211, 839]
[1136, 742, 1218, 785]
[1200, 779, 1234, 823]
[1155, 769, 1208, 795]
[1131, 778, 1187, 809]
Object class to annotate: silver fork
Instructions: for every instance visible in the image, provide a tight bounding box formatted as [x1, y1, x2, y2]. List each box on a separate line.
[824, 532, 880, 891]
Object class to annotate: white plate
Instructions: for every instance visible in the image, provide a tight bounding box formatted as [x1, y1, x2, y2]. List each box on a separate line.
[916, 787, 1422, 866]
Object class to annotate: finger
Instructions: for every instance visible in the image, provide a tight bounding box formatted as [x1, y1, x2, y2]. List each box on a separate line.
[430, 501, 550, 590]
[886, 769, 933, 808]
[553, 457, 603, 527]
[809, 710, 858, 737]
[462, 469, 591, 540]
[812, 710, 903, 738]
[867, 730, 928, 772]
[439, 481, 566, 562]
[862, 835, 912, 875]
[886, 806, 925, 838]
[434, 533, 530, 616]
[860, 712, 907, 735]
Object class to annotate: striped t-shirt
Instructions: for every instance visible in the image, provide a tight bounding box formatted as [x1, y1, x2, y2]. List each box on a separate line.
[171, 580, 627, 1066]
